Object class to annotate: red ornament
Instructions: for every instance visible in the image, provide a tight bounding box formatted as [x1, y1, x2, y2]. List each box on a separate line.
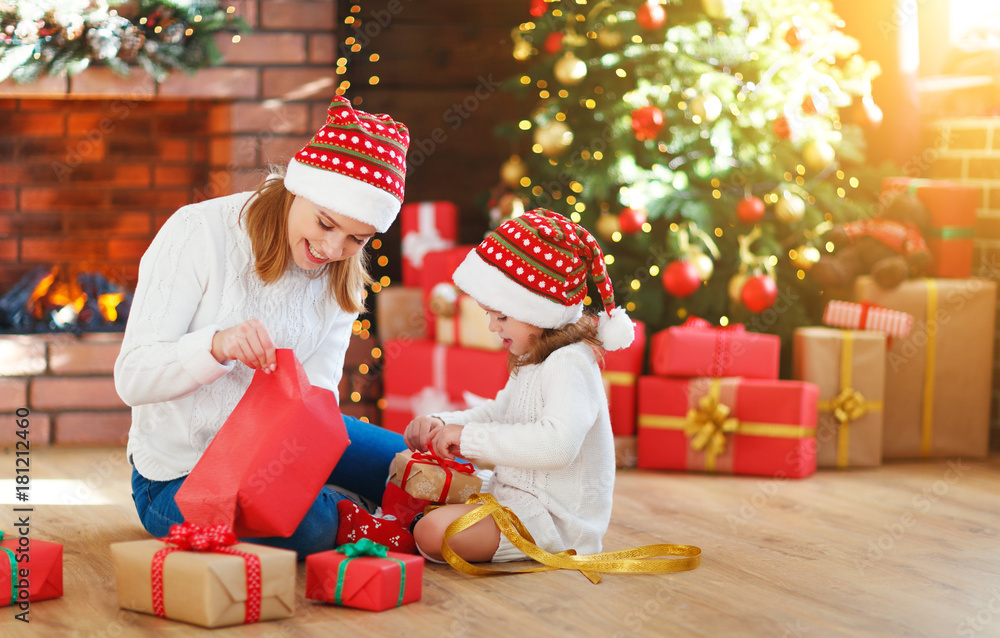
[736, 196, 766, 224]
[544, 31, 564, 54]
[741, 274, 778, 313]
[785, 24, 811, 48]
[637, 1, 667, 30]
[663, 261, 702, 297]
[617, 207, 647, 234]
[773, 114, 792, 140]
[630, 106, 664, 141]
[529, 0, 548, 17]
[802, 92, 829, 116]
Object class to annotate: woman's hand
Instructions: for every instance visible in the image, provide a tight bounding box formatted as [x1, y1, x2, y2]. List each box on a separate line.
[404, 416, 445, 452]
[428, 424, 464, 461]
[211, 319, 277, 372]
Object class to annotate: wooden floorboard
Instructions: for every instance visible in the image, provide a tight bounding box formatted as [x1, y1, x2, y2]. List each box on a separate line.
[1, 447, 999, 637]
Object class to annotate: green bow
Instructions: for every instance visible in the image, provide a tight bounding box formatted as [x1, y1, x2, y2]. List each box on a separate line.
[1, 532, 17, 605]
[335, 538, 389, 558]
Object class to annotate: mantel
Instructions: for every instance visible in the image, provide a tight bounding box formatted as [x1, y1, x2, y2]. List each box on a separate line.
[0, 66, 261, 100]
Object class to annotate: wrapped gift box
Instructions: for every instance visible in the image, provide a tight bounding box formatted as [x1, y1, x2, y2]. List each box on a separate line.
[375, 286, 427, 342]
[0, 534, 62, 607]
[388, 450, 482, 503]
[882, 177, 979, 278]
[822, 300, 913, 338]
[793, 327, 886, 468]
[603, 320, 646, 435]
[381, 339, 509, 434]
[401, 201, 458, 287]
[649, 318, 780, 379]
[435, 294, 503, 351]
[110, 535, 296, 628]
[306, 543, 423, 611]
[636, 376, 818, 477]
[421, 246, 476, 340]
[855, 276, 996, 458]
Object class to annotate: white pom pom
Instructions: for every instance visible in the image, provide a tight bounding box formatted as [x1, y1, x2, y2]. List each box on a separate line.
[597, 307, 634, 351]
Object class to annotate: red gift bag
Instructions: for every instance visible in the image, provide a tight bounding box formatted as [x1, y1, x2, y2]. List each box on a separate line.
[175, 349, 350, 538]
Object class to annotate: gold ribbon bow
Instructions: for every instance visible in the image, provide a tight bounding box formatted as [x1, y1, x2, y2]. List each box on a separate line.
[441, 494, 700, 584]
[832, 387, 867, 425]
[684, 381, 739, 460]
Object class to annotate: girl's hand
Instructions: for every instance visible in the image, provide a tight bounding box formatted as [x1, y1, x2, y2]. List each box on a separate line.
[211, 319, 277, 372]
[428, 424, 464, 461]
[404, 416, 445, 452]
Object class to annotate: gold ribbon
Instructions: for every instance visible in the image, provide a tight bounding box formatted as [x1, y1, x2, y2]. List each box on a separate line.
[601, 371, 637, 387]
[684, 379, 738, 471]
[814, 332, 883, 468]
[440, 493, 700, 584]
[921, 279, 937, 457]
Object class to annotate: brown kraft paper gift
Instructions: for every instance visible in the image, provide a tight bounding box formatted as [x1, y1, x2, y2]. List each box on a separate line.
[854, 276, 996, 459]
[793, 327, 886, 467]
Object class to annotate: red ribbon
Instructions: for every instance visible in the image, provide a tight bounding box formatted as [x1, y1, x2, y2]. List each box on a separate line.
[151, 522, 262, 624]
[680, 316, 745, 377]
[401, 450, 476, 502]
[856, 302, 894, 348]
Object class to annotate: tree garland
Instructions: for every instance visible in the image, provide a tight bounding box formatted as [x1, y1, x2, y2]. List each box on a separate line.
[0, 1, 248, 84]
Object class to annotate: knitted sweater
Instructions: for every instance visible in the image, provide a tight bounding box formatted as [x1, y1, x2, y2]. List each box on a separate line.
[435, 341, 615, 562]
[114, 189, 357, 481]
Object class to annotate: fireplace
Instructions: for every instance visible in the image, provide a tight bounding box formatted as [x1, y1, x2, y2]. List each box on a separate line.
[0, 0, 345, 446]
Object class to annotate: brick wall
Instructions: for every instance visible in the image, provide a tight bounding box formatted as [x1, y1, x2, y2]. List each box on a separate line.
[923, 116, 1000, 449]
[0, 0, 339, 291]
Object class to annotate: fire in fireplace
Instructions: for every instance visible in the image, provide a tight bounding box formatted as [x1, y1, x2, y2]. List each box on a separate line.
[0, 266, 132, 334]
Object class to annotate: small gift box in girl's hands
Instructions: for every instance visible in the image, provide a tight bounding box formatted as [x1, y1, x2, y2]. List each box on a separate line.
[388, 450, 482, 503]
[110, 523, 296, 628]
[306, 540, 423, 611]
[0, 533, 62, 608]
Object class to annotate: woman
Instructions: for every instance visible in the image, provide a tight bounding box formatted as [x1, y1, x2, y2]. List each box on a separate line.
[114, 97, 410, 557]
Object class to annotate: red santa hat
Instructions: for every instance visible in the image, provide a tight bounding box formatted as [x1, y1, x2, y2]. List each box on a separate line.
[284, 97, 409, 233]
[452, 209, 635, 350]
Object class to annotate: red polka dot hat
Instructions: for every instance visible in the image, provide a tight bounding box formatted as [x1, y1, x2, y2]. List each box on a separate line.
[452, 209, 635, 350]
[285, 97, 409, 233]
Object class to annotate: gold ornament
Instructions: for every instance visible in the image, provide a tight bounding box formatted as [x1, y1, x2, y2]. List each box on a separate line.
[554, 51, 588, 85]
[497, 193, 526, 222]
[534, 120, 574, 156]
[685, 248, 714, 282]
[689, 93, 723, 122]
[500, 156, 527, 187]
[511, 27, 534, 61]
[595, 213, 621, 240]
[803, 140, 836, 171]
[774, 190, 806, 224]
[428, 283, 459, 318]
[790, 244, 821, 270]
[597, 27, 623, 49]
[728, 272, 747, 304]
[702, 0, 742, 19]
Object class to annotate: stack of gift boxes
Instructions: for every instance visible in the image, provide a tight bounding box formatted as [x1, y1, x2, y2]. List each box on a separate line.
[376, 202, 648, 458]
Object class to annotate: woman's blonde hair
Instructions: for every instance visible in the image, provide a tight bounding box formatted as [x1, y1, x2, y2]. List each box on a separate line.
[509, 309, 605, 374]
[239, 172, 373, 315]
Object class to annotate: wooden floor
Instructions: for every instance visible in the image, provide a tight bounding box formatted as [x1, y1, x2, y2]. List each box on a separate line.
[2, 447, 999, 637]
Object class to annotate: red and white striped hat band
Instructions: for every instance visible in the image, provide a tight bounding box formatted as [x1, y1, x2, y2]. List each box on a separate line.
[452, 209, 635, 350]
[285, 97, 409, 233]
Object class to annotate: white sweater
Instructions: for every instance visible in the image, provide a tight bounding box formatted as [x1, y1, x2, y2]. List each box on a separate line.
[435, 341, 615, 562]
[114, 189, 357, 481]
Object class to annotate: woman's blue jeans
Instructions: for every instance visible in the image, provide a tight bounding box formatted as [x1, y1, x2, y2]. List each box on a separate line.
[130, 416, 405, 559]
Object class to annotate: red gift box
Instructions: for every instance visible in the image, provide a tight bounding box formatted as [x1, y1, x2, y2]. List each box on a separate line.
[602, 320, 646, 435]
[420, 246, 476, 340]
[401, 201, 458, 287]
[0, 533, 62, 608]
[176, 349, 349, 537]
[636, 376, 818, 477]
[306, 542, 423, 611]
[381, 339, 509, 434]
[882, 177, 979, 278]
[649, 317, 780, 379]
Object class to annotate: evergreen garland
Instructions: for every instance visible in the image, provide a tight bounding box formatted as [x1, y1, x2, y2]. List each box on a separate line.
[0, 0, 248, 84]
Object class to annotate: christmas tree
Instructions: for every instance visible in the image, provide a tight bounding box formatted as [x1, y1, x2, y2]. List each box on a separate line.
[493, 0, 890, 350]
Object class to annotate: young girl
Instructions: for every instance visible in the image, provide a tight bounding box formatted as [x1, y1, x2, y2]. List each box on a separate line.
[335, 209, 635, 562]
[115, 97, 412, 557]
